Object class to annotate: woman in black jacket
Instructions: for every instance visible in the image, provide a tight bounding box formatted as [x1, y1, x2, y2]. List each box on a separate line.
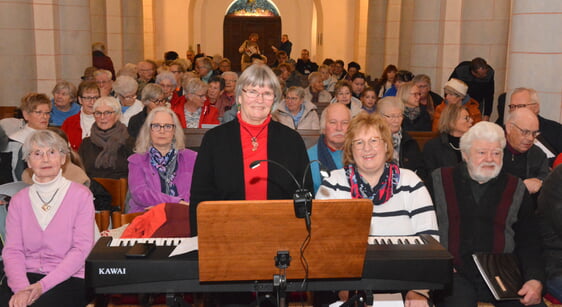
[423, 103, 473, 174]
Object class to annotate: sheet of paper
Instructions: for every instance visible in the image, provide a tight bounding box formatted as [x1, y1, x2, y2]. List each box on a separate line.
[168, 236, 198, 257]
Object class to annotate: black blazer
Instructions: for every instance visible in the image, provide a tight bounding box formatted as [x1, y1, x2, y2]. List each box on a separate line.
[189, 118, 312, 235]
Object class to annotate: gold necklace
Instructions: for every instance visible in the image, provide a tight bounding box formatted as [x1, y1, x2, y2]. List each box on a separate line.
[36, 189, 59, 211]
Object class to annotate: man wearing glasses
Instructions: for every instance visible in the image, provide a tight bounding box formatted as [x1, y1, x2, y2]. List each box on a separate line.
[508, 87, 562, 164]
[503, 108, 549, 196]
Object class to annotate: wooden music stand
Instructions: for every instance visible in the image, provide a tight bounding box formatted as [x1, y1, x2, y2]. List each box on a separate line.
[197, 199, 373, 282]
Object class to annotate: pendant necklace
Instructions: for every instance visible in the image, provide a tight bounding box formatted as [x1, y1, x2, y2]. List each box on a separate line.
[36, 188, 60, 212]
[242, 124, 267, 152]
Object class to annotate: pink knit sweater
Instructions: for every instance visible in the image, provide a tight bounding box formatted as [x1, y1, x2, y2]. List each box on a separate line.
[2, 182, 95, 293]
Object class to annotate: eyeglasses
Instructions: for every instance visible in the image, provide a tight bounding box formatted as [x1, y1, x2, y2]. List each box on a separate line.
[30, 110, 50, 117]
[508, 103, 537, 111]
[510, 122, 540, 138]
[160, 83, 176, 89]
[190, 93, 207, 99]
[150, 123, 175, 132]
[81, 96, 100, 101]
[151, 98, 167, 105]
[119, 94, 136, 101]
[242, 89, 275, 101]
[29, 149, 61, 161]
[382, 114, 403, 120]
[352, 137, 382, 150]
[93, 111, 115, 118]
[445, 92, 461, 98]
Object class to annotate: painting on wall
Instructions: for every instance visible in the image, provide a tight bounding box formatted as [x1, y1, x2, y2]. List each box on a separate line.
[226, 0, 280, 17]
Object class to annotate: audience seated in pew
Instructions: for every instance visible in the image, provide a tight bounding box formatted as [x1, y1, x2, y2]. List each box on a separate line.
[1, 130, 95, 307]
[330, 80, 362, 117]
[172, 78, 220, 128]
[61, 80, 100, 151]
[424, 103, 473, 175]
[360, 87, 377, 114]
[127, 83, 167, 139]
[49, 81, 80, 127]
[377, 96, 426, 181]
[128, 107, 196, 213]
[272, 86, 319, 130]
[22, 127, 90, 187]
[316, 112, 438, 306]
[307, 103, 350, 193]
[432, 78, 481, 132]
[503, 108, 549, 197]
[413, 74, 443, 120]
[79, 96, 134, 179]
[6, 93, 51, 182]
[113, 75, 144, 126]
[399, 81, 432, 132]
[304, 72, 332, 104]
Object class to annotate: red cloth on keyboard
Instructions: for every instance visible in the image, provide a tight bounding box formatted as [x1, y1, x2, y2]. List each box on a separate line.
[121, 203, 190, 238]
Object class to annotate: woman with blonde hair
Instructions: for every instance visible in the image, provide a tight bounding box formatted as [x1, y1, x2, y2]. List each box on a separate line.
[398, 81, 432, 131]
[128, 107, 197, 213]
[423, 103, 473, 174]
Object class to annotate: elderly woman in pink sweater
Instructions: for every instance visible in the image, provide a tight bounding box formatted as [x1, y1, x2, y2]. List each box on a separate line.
[1, 130, 94, 307]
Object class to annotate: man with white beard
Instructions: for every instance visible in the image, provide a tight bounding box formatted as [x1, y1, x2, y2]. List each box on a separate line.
[430, 121, 546, 307]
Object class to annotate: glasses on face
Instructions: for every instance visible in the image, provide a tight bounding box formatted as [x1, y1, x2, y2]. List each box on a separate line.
[191, 93, 207, 99]
[150, 123, 175, 132]
[160, 83, 175, 89]
[93, 111, 115, 118]
[510, 122, 540, 138]
[81, 96, 100, 101]
[151, 98, 167, 105]
[382, 114, 403, 120]
[30, 110, 50, 117]
[352, 137, 382, 150]
[508, 103, 537, 111]
[242, 89, 275, 101]
[445, 92, 461, 98]
[120, 94, 136, 101]
[29, 149, 61, 161]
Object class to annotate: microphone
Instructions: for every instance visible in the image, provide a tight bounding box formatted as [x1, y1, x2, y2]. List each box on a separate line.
[249, 159, 332, 232]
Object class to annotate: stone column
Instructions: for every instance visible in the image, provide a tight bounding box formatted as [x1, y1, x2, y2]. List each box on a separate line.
[506, 1, 562, 122]
[121, 0, 144, 65]
[408, 0, 445, 89]
[365, 0, 388, 79]
[459, 0, 510, 119]
[0, 1, 36, 106]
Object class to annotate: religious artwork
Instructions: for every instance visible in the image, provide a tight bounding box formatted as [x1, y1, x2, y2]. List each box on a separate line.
[226, 0, 280, 17]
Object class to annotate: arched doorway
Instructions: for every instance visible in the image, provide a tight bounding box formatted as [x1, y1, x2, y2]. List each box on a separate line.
[223, 0, 282, 71]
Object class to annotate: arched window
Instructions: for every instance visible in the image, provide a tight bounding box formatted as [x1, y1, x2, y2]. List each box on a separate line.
[226, 0, 280, 17]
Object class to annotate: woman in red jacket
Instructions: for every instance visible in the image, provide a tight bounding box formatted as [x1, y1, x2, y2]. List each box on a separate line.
[171, 78, 219, 128]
